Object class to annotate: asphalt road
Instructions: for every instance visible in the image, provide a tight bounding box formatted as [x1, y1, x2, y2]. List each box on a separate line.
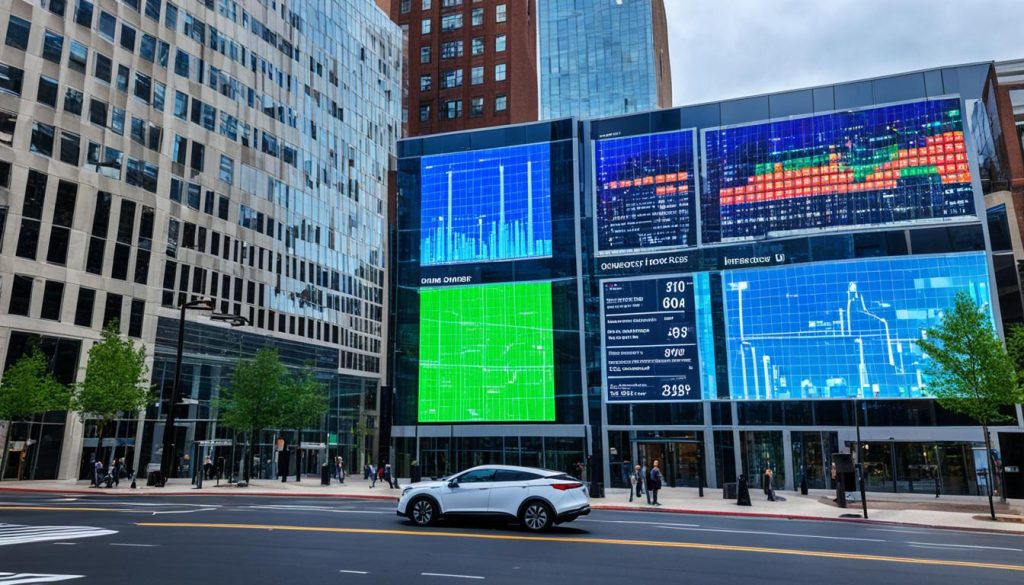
[0, 492, 1021, 584]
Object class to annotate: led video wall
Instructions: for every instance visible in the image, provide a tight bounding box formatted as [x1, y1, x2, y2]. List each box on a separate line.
[721, 252, 991, 400]
[418, 281, 556, 423]
[420, 143, 553, 266]
[703, 97, 976, 243]
[594, 129, 698, 255]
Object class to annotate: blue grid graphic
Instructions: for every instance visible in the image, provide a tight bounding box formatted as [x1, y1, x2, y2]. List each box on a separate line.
[722, 252, 992, 400]
[420, 143, 553, 266]
[594, 130, 697, 254]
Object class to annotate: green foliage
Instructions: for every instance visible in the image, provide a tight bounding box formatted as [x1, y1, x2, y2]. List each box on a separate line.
[73, 321, 152, 424]
[916, 292, 1023, 426]
[216, 347, 288, 434]
[0, 347, 70, 421]
[1004, 323, 1024, 374]
[277, 364, 328, 431]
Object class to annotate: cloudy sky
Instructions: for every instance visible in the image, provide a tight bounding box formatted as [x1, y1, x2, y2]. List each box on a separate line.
[664, 0, 1024, 106]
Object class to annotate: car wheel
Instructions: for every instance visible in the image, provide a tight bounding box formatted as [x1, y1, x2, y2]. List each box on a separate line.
[520, 501, 553, 532]
[409, 497, 437, 526]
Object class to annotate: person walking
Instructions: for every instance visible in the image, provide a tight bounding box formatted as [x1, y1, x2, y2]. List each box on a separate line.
[363, 463, 370, 480]
[112, 457, 124, 487]
[92, 459, 104, 488]
[766, 467, 777, 502]
[383, 463, 394, 489]
[649, 460, 663, 506]
[335, 456, 345, 484]
[368, 463, 377, 488]
[762, 467, 771, 495]
[629, 464, 640, 502]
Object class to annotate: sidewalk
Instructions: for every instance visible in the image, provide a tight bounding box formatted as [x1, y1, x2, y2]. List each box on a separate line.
[2, 479, 1022, 534]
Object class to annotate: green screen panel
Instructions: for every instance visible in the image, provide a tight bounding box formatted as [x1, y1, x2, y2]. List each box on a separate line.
[418, 281, 556, 423]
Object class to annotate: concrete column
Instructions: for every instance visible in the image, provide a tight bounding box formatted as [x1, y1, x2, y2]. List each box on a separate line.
[732, 427, 743, 481]
[782, 430, 795, 491]
[58, 412, 84, 480]
[703, 429, 717, 489]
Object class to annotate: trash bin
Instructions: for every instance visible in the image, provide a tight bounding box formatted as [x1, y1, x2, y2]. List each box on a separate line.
[321, 463, 331, 486]
[410, 464, 422, 484]
[589, 481, 604, 498]
[723, 482, 737, 499]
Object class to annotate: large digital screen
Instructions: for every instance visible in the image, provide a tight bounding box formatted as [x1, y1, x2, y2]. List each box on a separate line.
[420, 143, 552, 266]
[418, 281, 556, 422]
[594, 130, 697, 255]
[722, 252, 991, 400]
[703, 97, 976, 243]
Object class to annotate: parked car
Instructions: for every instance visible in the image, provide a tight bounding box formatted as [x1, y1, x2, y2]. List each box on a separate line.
[397, 465, 590, 532]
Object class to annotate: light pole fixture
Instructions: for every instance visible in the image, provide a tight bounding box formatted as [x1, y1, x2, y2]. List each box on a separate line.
[158, 298, 214, 485]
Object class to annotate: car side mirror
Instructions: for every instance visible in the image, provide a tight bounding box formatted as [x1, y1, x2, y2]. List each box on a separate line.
[447, 479, 459, 488]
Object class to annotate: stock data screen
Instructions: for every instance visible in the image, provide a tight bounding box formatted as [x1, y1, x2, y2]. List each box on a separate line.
[420, 143, 553, 266]
[703, 97, 976, 243]
[602, 276, 705, 402]
[594, 130, 697, 255]
[721, 252, 991, 400]
[418, 281, 556, 423]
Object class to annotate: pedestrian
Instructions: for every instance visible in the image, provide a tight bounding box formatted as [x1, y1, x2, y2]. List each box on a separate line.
[629, 464, 640, 503]
[335, 456, 345, 484]
[364, 463, 370, 480]
[112, 457, 123, 487]
[384, 463, 396, 489]
[92, 459, 104, 488]
[377, 465, 385, 487]
[736, 474, 752, 506]
[621, 459, 631, 488]
[762, 467, 771, 495]
[766, 467, 777, 502]
[369, 463, 377, 488]
[204, 457, 213, 480]
[633, 464, 644, 500]
[642, 461, 652, 504]
[649, 459, 663, 506]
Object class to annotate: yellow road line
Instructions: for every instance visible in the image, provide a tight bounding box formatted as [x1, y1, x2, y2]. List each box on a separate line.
[137, 522, 1024, 573]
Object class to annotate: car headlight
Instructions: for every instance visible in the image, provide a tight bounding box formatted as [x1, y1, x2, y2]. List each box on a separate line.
[402, 487, 412, 496]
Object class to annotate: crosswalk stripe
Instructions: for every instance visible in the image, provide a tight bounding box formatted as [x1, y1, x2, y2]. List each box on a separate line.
[0, 573, 84, 583]
[0, 525, 117, 547]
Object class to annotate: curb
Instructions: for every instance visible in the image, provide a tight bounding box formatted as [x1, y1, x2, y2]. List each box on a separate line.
[0, 486, 401, 502]
[590, 504, 1024, 535]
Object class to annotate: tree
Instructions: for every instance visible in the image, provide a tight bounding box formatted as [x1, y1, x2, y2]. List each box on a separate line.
[0, 347, 70, 480]
[915, 292, 1023, 520]
[73, 321, 151, 468]
[352, 417, 373, 470]
[277, 365, 328, 481]
[216, 348, 287, 481]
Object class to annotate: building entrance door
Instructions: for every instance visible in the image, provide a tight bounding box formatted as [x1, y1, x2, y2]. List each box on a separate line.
[635, 441, 702, 488]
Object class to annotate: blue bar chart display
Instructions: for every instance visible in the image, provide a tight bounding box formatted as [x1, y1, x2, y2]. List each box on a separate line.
[594, 130, 697, 255]
[722, 252, 991, 400]
[420, 143, 553, 266]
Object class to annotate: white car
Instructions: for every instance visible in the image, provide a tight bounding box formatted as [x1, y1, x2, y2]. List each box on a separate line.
[397, 465, 591, 531]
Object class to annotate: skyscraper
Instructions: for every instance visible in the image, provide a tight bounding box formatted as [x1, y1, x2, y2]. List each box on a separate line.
[390, 0, 538, 137]
[538, 0, 672, 120]
[0, 0, 400, 480]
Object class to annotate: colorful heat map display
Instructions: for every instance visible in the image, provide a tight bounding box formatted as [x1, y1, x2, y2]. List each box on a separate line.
[594, 130, 698, 254]
[420, 143, 553, 266]
[703, 97, 976, 243]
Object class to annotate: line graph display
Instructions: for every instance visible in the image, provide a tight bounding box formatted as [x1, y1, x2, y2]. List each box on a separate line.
[594, 129, 697, 255]
[418, 281, 556, 423]
[420, 143, 553, 266]
[703, 97, 976, 244]
[722, 252, 991, 400]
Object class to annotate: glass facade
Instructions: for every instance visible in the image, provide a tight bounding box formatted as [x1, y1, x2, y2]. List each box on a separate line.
[538, 0, 666, 120]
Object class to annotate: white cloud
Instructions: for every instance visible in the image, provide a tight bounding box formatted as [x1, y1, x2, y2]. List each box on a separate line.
[664, 0, 1024, 105]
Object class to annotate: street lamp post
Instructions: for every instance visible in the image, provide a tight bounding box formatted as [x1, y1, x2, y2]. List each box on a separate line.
[854, 397, 869, 519]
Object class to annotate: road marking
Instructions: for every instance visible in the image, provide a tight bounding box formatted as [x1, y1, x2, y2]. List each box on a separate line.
[578, 519, 699, 527]
[869, 528, 934, 535]
[338, 570, 369, 575]
[421, 573, 485, 580]
[108, 543, 158, 548]
[136, 522, 1024, 573]
[0, 506, 143, 513]
[247, 505, 387, 515]
[0, 573, 83, 584]
[0, 524, 117, 547]
[656, 525, 886, 543]
[906, 541, 1023, 552]
[51, 543, 76, 546]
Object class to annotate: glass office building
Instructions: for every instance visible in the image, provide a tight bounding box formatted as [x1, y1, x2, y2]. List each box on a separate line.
[538, 0, 672, 120]
[0, 1, 400, 480]
[392, 62, 1024, 499]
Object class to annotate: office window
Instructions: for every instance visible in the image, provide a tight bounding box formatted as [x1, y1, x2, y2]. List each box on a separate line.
[0, 63, 22, 97]
[496, 33, 506, 52]
[419, 103, 431, 122]
[400, 0, 410, 13]
[470, 96, 484, 117]
[145, 0, 161, 20]
[41, 281, 64, 321]
[421, 18, 431, 34]
[120, 25, 136, 52]
[441, 69, 463, 89]
[443, 99, 461, 119]
[171, 134, 187, 165]
[419, 46, 431, 64]
[37, 76, 59, 108]
[191, 143, 205, 172]
[30, 122, 55, 157]
[219, 154, 234, 184]
[472, 8, 483, 26]
[218, 196, 228, 220]
[130, 117, 146, 144]
[8, 275, 33, 316]
[103, 293, 122, 328]
[75, 0, 95, 27]
[68, 41, 88, 73]
[46, 181, 76, 264]
[419, 74, 432, 92]
[495, 63, 506, 82]
[140, 33, 156, 62]
[5, 16, 30, 50]
[64, 87, 84, 116]
[128, 299, 144, 337]
[442, 0, 461, 5]
[153, 81, 166, 111]
[59, 130, 80, 165]
[173, 91, 187, 118]
[147, 123, 161, 150]
[42, 30, 65, 63]
[116, 65, 130, 92]
[75, 287, 95, 327]
[441, 13, 462, 31]
[15, 218, 40, 259]
[111, 107, 125, 135]
[471, 37, 484, 55]
[495, 94, 507, 112]
[471, 66, 483, 85]
[94, 53, 113, 83]
[42, 0, 67, 15]
[496, 4, 506, 22]
[97, 11, 116, 41]
[422, 0, 431, 8]
[165, 2, 178, 29]
[134, 73, 151, 102]
[441, 40, 463, 59]
[89, 99, 108, 127]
